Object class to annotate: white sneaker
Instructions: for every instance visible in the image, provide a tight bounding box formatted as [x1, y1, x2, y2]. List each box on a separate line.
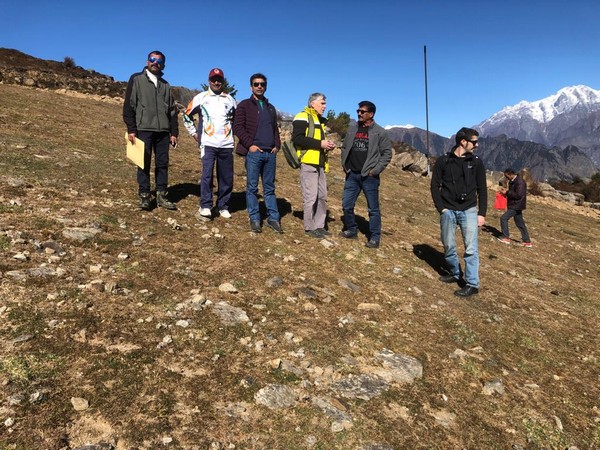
[219, 209, 232, 219]
[199, 208, 212, 217]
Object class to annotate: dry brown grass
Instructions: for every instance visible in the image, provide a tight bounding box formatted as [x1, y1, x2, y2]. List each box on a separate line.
[1, 84, 599, 449]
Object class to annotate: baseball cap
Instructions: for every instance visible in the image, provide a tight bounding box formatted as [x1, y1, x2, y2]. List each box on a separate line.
[209, 68, 224, 79]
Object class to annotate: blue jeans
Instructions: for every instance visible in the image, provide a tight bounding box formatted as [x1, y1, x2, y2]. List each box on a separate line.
[200, 146, 233, 210]
[440, 207, 479, 288]
[342, 171, 381, 242]
[500, 209, 530, 242]
[245, 151, 280, 222]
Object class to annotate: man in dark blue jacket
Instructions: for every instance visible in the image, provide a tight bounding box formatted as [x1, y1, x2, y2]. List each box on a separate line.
[123, 50, 178, 210]
[233, 73, 282, 233]
[497, 169, 531, 247]
[431, 127, 487, 297]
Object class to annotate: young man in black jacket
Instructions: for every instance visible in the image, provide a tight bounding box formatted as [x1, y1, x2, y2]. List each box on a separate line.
[431, 127, 487, 297]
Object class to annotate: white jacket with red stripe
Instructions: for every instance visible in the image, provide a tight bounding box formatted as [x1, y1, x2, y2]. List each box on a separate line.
[183, 89, 236, 149]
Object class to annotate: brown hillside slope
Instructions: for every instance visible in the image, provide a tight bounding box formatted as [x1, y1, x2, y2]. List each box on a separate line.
[0, 84, 599, 449]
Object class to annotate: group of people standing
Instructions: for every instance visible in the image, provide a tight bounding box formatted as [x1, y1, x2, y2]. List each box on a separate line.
[123, 50, 393, 248]
[124, 50, 531, 298]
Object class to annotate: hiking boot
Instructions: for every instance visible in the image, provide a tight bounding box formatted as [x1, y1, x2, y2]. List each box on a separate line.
[339, 230, 358, 239]
[139, 192, 151, 211]
[497, 237, 511, 244]
[219, 209, 232, 219]
[439, 274, 459, 283]
[454, 286, 479, 297]
[156, 191, 176, 210]
[266, 219, 283, 233]
[521, 241, 533, 248]
[250, 220, 262, 233]
[316, 228, 331, 236]
[365, 239, 380, 249]
[305, 229, 323, 239]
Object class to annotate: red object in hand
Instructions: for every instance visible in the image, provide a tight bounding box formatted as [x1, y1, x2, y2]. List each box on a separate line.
[494, 192, 507, 210]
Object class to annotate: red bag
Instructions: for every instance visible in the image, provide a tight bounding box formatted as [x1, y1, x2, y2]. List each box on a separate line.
[494, 192, 507, 210]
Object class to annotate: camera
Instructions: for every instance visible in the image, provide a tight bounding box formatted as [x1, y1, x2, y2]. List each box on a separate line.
[456, 193, 467, 202]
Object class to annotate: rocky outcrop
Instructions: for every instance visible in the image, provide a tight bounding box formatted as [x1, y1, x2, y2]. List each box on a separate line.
[391, 149, 429, 175]
[0, 48, 126, 97]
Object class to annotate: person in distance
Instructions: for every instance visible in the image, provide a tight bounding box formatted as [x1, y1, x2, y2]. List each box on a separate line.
[497, 168, 532, 247]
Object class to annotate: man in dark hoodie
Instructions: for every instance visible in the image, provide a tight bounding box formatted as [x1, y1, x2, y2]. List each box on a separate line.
[123, 50, 178, 211]
[431, 127, 487, 297]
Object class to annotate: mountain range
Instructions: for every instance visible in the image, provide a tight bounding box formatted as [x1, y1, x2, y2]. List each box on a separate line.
[476, 85, 600, 166]
[385, 85, 600, 181]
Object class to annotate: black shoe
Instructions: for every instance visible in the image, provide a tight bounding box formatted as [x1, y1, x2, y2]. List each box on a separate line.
[365, 239, 380, 249]
[305, 229, 323, 239]
[139, 193, 151, 210]
[439, 274, 459, 283]
[339, 230, 357, 239]
[454, 286, 479, 297]
[266, 219, 283, 233]
[250, 220, 262, 233]
[156, 191, 176, 210]
[315, 228, 331, 236]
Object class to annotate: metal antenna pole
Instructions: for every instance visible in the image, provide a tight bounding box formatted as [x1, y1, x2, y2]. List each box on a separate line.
[424, 45, 431, 175]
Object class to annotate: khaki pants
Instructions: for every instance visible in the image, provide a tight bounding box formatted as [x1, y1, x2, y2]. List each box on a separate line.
[300, 164, 327, 231]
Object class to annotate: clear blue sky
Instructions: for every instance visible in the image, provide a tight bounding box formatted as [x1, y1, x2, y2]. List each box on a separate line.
[2, 0, 598, 137]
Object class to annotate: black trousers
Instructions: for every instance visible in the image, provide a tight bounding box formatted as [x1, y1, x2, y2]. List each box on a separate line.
[136, 131, 170, 193]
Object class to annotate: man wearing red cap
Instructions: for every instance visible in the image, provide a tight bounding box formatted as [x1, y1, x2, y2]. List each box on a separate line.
[184, 68, 236, 220]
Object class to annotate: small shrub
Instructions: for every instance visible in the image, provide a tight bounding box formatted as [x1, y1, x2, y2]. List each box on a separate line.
[63, 56, 76, 68]
[325, 110, 350, 138]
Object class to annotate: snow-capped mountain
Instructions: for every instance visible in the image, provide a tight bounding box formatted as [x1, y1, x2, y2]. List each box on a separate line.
[476, 85, 600, 165]
[384, 124, 416, 130]
[480, 85, 600, 126]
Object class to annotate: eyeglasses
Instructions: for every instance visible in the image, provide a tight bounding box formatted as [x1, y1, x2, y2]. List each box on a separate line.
[210, 77, 224, 83]
[356, 109, 371, 115]
[148, 56, 163, 64]
[252, 82, 267, 87]
[467, 139, 479, 145]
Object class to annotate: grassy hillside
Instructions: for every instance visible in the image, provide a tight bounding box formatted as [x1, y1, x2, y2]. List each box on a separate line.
[1, 84, 599, 449]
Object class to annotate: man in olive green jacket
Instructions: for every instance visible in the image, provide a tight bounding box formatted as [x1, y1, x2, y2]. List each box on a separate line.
[123, 50, 178, 210]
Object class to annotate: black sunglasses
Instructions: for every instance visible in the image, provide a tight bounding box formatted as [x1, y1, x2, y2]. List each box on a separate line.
[356, 109, 371, 115]
[466, 139, 479, 145]
[252, 82, 267, 87]
[210, 77, 224, 83]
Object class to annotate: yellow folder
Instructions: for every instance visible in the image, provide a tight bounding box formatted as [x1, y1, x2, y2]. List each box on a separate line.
[125, 132, 145, 169]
